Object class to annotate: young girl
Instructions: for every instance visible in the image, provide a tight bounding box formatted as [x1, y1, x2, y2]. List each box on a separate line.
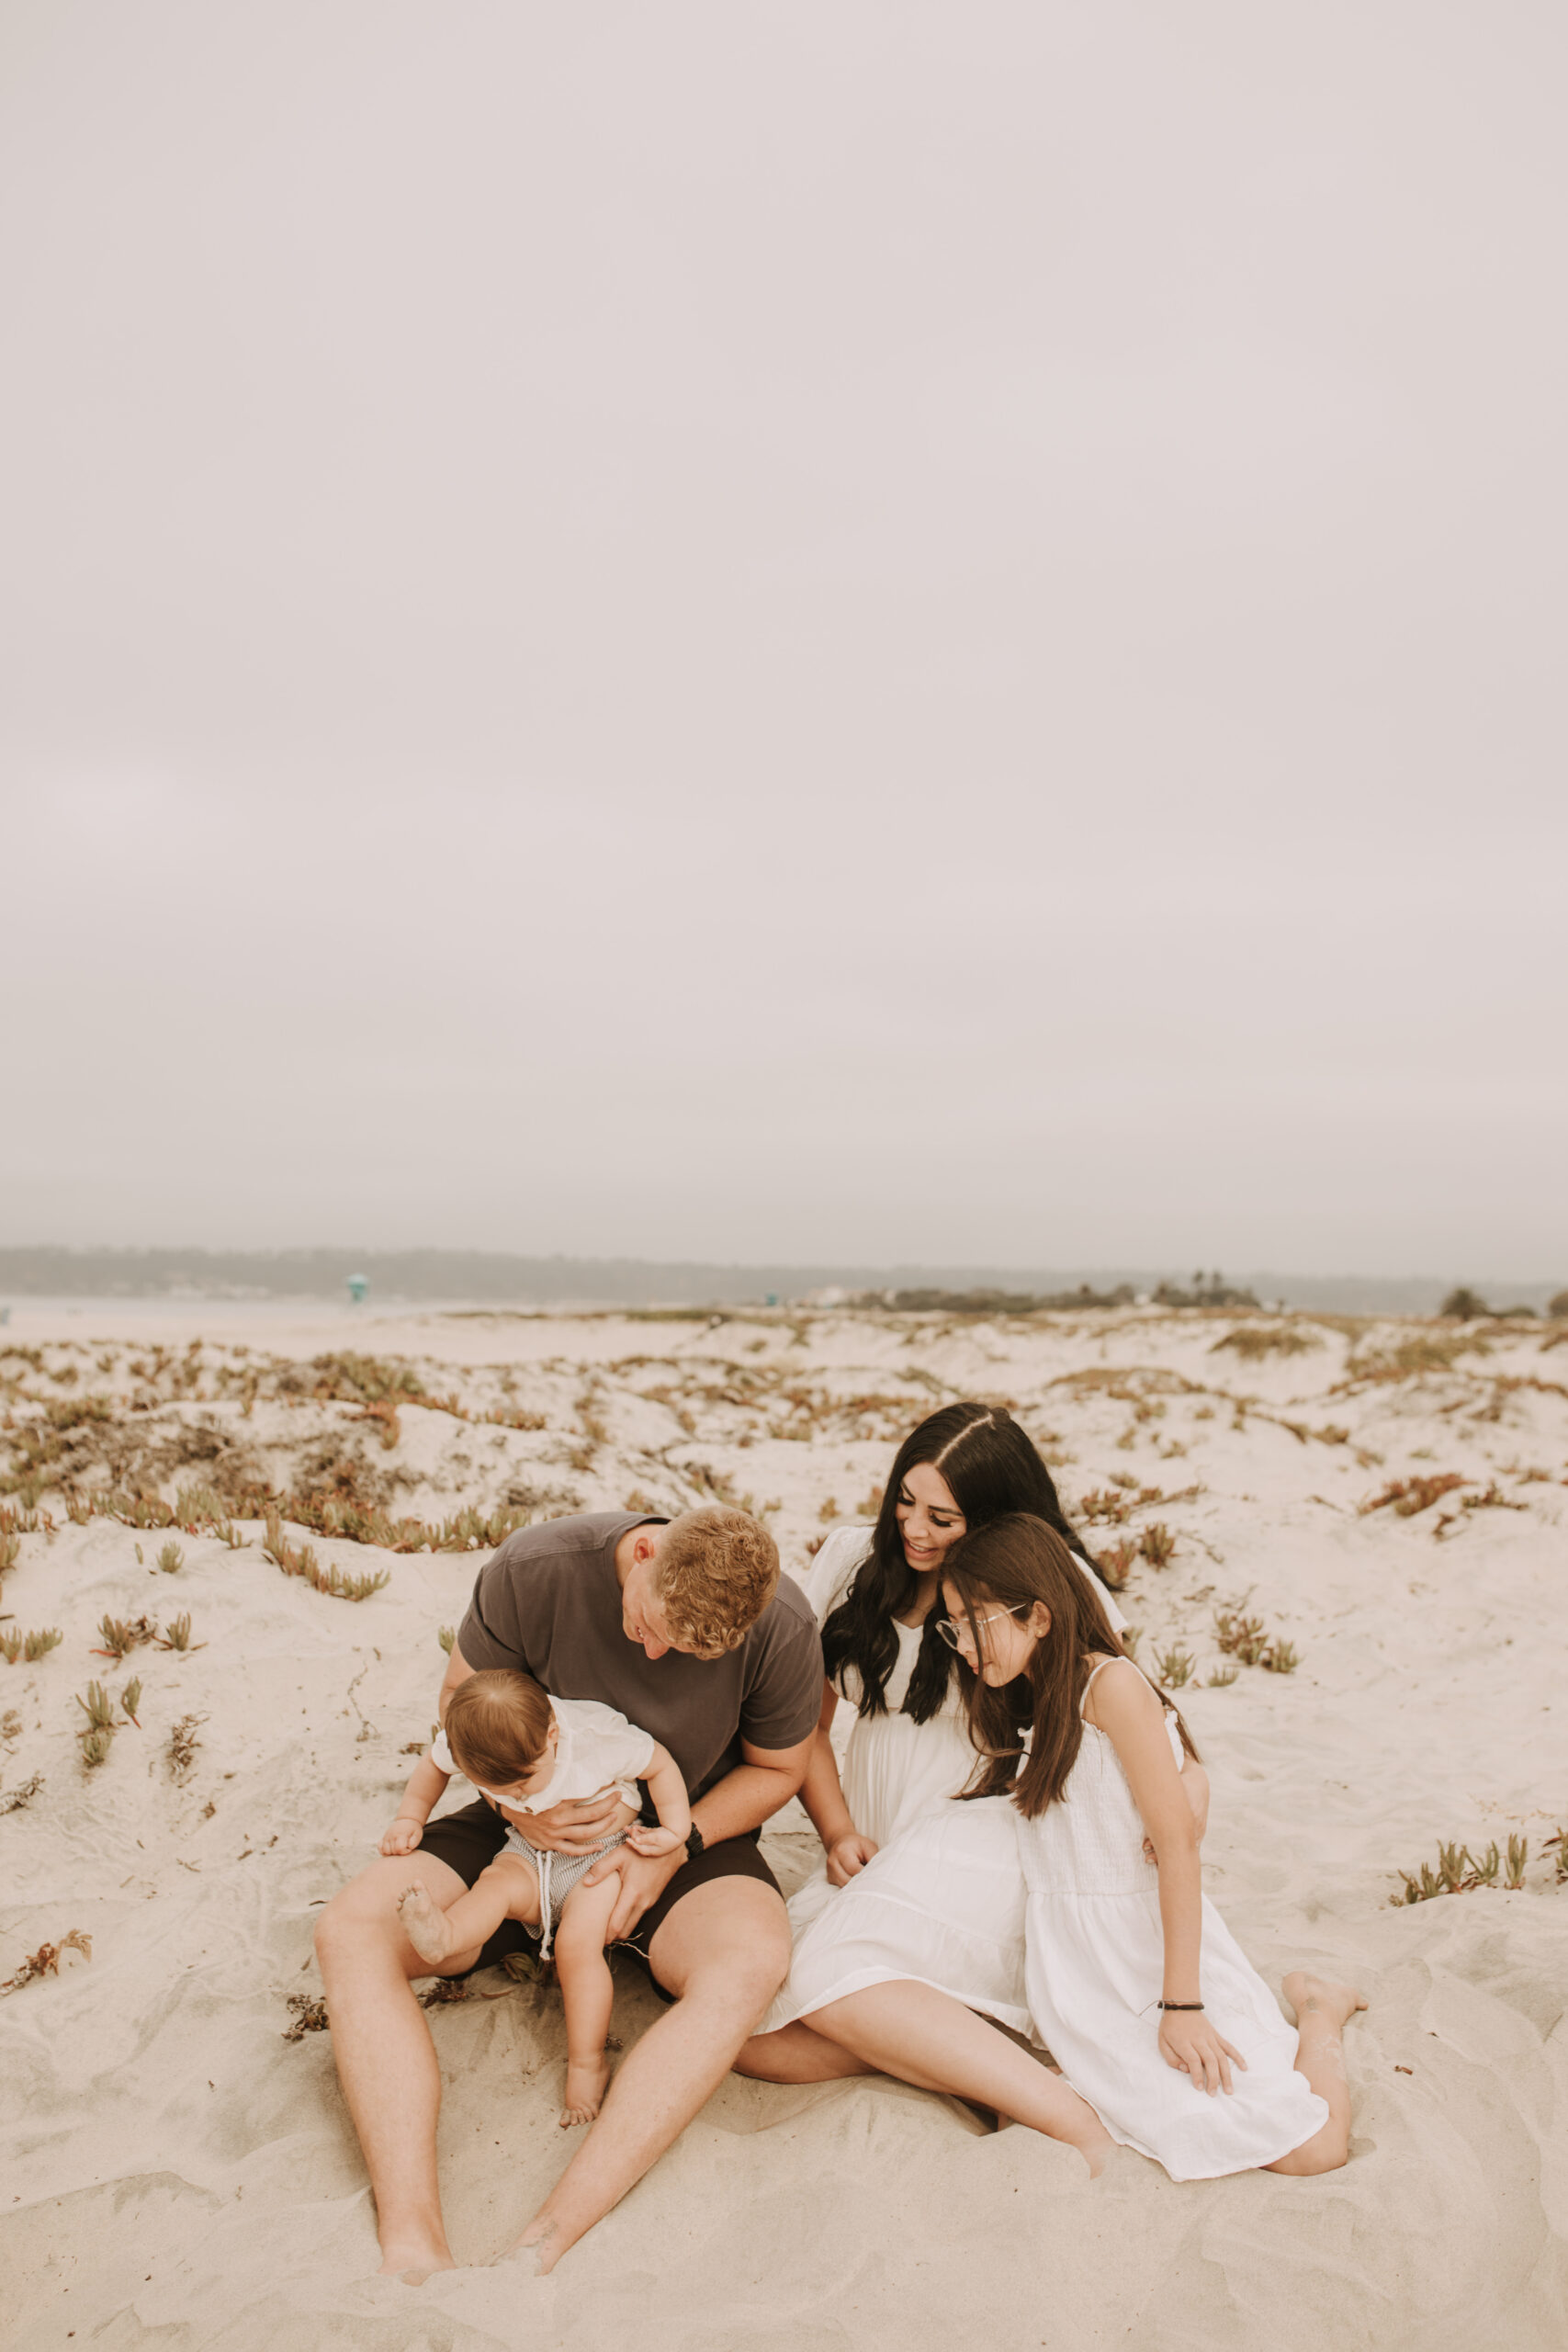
[382, 1668, 691, 2126]
[944, 1514, 1364, 2179]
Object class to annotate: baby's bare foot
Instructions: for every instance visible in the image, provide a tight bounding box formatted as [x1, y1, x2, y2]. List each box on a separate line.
[559, 2056, 611, 2127]
[1283, 1970, 1367, 2030]
[397, 1883, 456, 1966]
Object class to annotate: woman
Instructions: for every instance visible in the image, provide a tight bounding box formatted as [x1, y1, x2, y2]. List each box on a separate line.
[795, 1402, 1130, 1906]
[741, 1403, 1184, 2083]
[744, 1519, 1359, 2179]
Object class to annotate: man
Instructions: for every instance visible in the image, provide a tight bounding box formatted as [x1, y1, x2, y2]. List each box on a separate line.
[314, 1504, 822, 2277]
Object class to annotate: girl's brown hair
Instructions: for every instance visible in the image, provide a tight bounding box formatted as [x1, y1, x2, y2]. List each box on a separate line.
[946, 1513, 1198, 1818]
[443, 1668, 553, 1790]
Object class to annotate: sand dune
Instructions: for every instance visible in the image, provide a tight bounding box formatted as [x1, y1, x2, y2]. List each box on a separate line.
[2, 1301, 1564, 2348]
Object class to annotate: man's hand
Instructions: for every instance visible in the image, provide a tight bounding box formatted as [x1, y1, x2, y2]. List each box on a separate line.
[380, 1817, 424, 1858]
[519, 1790, 637, 1856]
[826, 1831, 879, 1886]
[582, 1842, 685, 1941]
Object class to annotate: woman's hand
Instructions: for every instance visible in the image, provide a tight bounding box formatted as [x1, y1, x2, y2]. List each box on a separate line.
[826, 1832, 879, 1886]
[380, 1817, 423, 1858]
[1157, 2009, 1246, 2096]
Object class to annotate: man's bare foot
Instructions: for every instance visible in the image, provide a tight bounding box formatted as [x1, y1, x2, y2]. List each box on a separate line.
[559, 2055, 611, 2127]
[397, 1884, 457, 1967]
[1282, 1970, 1367, 2030]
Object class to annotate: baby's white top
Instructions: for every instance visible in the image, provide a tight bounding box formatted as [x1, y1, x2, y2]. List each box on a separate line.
[433, 1694, 656, 1814]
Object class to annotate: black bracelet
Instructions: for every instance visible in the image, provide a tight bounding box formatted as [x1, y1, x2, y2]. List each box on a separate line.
[1159, 2001, 1204, 2011]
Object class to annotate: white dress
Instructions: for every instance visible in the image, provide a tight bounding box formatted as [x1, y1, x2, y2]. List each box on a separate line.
[761, 1527, 1128, 2037]
[1018, 1657, 1327, 2179]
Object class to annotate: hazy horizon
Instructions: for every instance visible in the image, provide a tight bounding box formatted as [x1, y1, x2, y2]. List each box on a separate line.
[3, 4, 1563, 1277]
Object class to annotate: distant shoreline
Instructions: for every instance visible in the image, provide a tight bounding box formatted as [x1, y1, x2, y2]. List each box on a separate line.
[0, 1248, 1560, 1317]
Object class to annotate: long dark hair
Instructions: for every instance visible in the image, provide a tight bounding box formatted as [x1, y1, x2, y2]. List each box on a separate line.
[820, 1402, 1109, 1724]
[945, 1512, 1197, 1816]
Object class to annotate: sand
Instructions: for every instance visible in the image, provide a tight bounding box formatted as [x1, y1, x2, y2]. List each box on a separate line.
[1, 1299, 1564, 2350]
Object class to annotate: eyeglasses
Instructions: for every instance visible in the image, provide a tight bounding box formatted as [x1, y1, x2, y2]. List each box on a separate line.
[935, 1603, 1029, 1653]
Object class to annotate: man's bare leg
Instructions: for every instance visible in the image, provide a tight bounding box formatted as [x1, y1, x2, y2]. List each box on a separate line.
[807, 1982, 1115, 2174]
[733, 2018, 874, 2084]
[509, 1875, 790, 2273]
[1266, 1972, 1366, 2177]
[314, 1851, 487, 2278]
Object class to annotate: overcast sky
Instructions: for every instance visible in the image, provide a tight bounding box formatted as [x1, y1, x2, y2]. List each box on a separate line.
[2, 3, 1563, 1277]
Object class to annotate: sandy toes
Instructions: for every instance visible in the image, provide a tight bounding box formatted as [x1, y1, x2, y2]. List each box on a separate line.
[397, 1884, 457, 1966]
[559, 2056, 611, 2127]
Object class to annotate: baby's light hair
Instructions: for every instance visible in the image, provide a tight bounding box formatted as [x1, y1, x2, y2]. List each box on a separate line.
[443, 1668, 553, 1789]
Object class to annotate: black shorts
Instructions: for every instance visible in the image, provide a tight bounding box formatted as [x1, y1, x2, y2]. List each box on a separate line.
[418, 1800, 782, 2001]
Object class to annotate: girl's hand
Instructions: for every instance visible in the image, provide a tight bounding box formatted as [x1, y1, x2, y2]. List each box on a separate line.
[1157, 2010, 1246, 2096]
[625, 1824, 682, 1857]
[827, 1832, 879, 1886]
[380, 1818, 423, 1858]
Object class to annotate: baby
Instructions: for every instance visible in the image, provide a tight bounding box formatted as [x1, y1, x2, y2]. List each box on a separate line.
[382, 1668, 690, 2125]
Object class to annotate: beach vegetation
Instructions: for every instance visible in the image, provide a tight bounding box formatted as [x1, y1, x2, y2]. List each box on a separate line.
[120, 1676, 142, 1724]
[264, 1509, 390, 1602]
[1439, 1288, 1490, 1319]
[156, 1540, 185, 1573]
[1461, 1482, 1529, 1513]
[154, 1613, 200, 1652]
[1205, 1665, 1240, 1687]
[1544, 1826, 1568, 1883]
[438, 1625, 455, 1653]
[1, 1627, 62, 1665]
[1506, 1835, 1529, 1890]
[1094, 1539, 1137, 1589]
[1359, 1473, 1467, 1519]
[0, 1771, 44, 1813]
[1156, 1647, 1195, 1688]
[94, 1613, 158, 1658]
[1139, 1521, 1177, 1567]
[1211, 1326, 1321, 1360]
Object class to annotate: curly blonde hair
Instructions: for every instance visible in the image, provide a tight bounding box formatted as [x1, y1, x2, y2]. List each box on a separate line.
[655, 1507, 780, 1657]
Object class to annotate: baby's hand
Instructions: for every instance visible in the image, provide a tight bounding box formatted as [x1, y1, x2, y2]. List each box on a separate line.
[625, 1825, 682, 1858]
[380, 1818, 424, 1858]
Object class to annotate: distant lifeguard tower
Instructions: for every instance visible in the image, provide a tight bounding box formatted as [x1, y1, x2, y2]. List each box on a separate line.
[345, 1272, 369, 1306]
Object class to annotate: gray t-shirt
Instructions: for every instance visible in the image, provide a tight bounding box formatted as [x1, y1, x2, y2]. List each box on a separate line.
[456, 1511, 822, 1804]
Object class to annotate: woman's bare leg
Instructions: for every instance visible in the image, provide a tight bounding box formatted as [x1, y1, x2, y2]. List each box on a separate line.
[1266, 1972, 1366, 2176]
[808, 1983, 1113, 2173]
[733, 2018, 874, 2084]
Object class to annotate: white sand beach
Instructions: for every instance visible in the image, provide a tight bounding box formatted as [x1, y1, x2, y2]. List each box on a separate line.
[1, 1301, 1564, 2350]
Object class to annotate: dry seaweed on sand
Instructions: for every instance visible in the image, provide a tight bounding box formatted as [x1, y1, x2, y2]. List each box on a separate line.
[418, 1978, 470, 2008]
[166, 1713, 206, 1781]
[1, 1928, 91, 1995]
[282, 1993, 330, 2041]
[1, 1771, 44, 1812]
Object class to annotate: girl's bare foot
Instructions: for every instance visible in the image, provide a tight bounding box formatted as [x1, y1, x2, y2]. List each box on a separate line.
[559, 2056, 611, 2126]
[397, 1884, 457, 1966]
[1282, 1970, 1367, 2031]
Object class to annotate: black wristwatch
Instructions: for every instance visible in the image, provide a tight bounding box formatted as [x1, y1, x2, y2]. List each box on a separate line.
[683, 1822, 705, 1865]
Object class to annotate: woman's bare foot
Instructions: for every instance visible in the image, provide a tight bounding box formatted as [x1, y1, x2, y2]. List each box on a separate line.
[1282, 1970, 1367, 2031]
[376, 2229, 457, 2283]
[559, 2055, 611, 2126]
[397, 1884, 457, 1967]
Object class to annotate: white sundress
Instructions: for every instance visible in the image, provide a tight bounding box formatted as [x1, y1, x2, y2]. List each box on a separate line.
[1018, 1657, 1327, 2180]
[762, 1526, 1129, 2038]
